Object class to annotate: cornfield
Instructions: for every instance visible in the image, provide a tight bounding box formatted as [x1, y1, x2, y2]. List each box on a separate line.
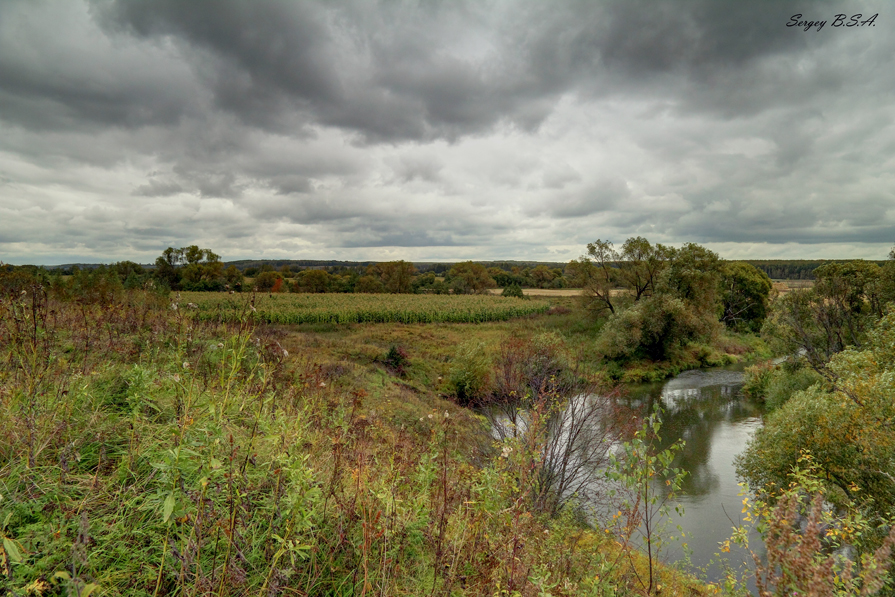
[180, 292, 549, 324]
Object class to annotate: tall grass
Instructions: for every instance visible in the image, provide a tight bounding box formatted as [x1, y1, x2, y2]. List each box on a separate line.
[0, 282, 706, 596]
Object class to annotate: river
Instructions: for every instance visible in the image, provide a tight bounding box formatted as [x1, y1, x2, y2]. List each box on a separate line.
[619, 365, 765, 586]
[484, 365, 766, 587]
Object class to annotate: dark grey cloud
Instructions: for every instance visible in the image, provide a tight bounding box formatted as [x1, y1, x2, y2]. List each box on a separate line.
[0, 0, 892, 263]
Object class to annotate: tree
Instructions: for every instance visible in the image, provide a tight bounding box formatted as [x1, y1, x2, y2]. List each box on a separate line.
[446, 262, 496, 294]
[576, 240, 619, 314]
[659, 243, 723, 315]
[529, 265, 555, 289]
[366, 261, 416, 293]
[355, 275, 385, 293]
[297, 269, 331, 293]
[153, 246, 226, 291]
[598, 294, 704, 362]
[254, 271, 283, 292]
[617, 237, 669, 301]
[594, 241, 723, 362]
[761, 260, 883, 373]
[719, 261, 773, 332]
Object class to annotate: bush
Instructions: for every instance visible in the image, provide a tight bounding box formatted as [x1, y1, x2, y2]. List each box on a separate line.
[492, 333, 575, 402]
[765, 364, 823, 410]
[383, 344, 410, 377]
[501, 283, 526, 299]
[448, 340, 492, 405]
[742, 360, 823, 410]
[598, 295, 718, 362]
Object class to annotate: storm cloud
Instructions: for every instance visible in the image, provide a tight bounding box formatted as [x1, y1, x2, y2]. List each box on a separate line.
[0, 0, 892, 264]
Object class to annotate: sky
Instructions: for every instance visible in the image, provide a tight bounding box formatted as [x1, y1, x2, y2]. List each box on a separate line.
[1, 0, 893, 265]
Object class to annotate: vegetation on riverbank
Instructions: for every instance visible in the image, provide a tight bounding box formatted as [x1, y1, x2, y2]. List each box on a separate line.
[8, 237, 895, 596]
[0, 270, 716, 596]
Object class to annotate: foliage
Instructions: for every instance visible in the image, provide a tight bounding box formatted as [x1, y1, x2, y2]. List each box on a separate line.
[583, 240, 724, 365]
[727, 455, 895, 597]
[294, 268, 331, 293]
[0, 270, 711, 596]
[490, 332, 576, 403]
[500, 283, 526, 299]
[606, 413, 687, 596]
[447, 340, 493, 405]
[598, 294, 708, 362]
[355, 274, 385, 293]
[446, 261, 497, 295]
[383, 344, 410, 377]
[575, 240, 620, 315]
[366, 261, 416, 293]
[719, 261, 773, 332]
[617, 236, 670, 301]
[761, 260, 885, 372]
[738, 308, 895, 514]
[186, 291, 549, 325]
[154, 245, 226, 291]
[741, 360, 823, 410]
[253, 270, 284, 292]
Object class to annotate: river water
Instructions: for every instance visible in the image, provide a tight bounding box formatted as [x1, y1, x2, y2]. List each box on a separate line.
[484, 365, 766, 586]
[619, 366, 765, 585]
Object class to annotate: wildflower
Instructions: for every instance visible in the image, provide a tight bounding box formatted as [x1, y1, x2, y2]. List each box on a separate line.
[182, 361, 190, 369]
[171, 303, 178, 311]
[318, 381, 326, 388]
[443, 410, 449, 418]
[500, 445, 513, 458]
[427, 413, 434, 419]
[217, 343, 224, 349]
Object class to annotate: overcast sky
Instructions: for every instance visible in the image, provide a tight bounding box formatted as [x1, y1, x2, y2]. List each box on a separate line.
[1, 0, 892, 265]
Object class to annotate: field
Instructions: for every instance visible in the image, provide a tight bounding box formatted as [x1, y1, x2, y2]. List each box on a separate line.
[181, 291, 550, 324]
[487, 287, 583, 297]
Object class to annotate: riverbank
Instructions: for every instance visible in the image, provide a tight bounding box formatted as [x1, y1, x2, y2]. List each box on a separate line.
[1, 291, 724, 596]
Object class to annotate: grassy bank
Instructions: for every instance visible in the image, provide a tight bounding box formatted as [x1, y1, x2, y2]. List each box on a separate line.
[1, 286, 757, 595]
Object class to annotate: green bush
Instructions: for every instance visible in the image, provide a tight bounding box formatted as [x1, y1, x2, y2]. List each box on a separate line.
[741, 360, 822, 410]
[501, 283, 526, 299]
[448, 340, 492, 405]
[598, 295, 717, 362]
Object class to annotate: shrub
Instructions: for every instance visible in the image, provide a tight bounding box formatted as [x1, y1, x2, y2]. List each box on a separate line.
[448, 340, 492, 405]
[501, 283, 526, 299]
[599, 295, 718, 362]
[742, 360, 823, 410]
[383, 344, 410, 376]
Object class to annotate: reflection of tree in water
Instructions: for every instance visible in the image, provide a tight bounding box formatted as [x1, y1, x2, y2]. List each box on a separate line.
[608, 369, 764, 498]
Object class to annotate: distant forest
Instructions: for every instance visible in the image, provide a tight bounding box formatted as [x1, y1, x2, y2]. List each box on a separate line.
[45, 258, 884, 281]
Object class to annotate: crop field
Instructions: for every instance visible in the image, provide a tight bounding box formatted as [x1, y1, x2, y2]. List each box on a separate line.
[180, 291, 550, 324]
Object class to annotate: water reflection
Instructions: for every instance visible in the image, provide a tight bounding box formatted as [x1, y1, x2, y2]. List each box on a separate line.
[618, 366, 765, 585]
[483, 366, 765, 586]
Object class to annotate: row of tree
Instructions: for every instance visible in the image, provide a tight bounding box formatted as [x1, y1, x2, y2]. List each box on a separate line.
[570, 237, 773, 363]
[252, 260, 500, 295]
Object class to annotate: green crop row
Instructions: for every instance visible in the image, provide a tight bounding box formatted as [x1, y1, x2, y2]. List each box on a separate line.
[178, 292, 549, 324]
